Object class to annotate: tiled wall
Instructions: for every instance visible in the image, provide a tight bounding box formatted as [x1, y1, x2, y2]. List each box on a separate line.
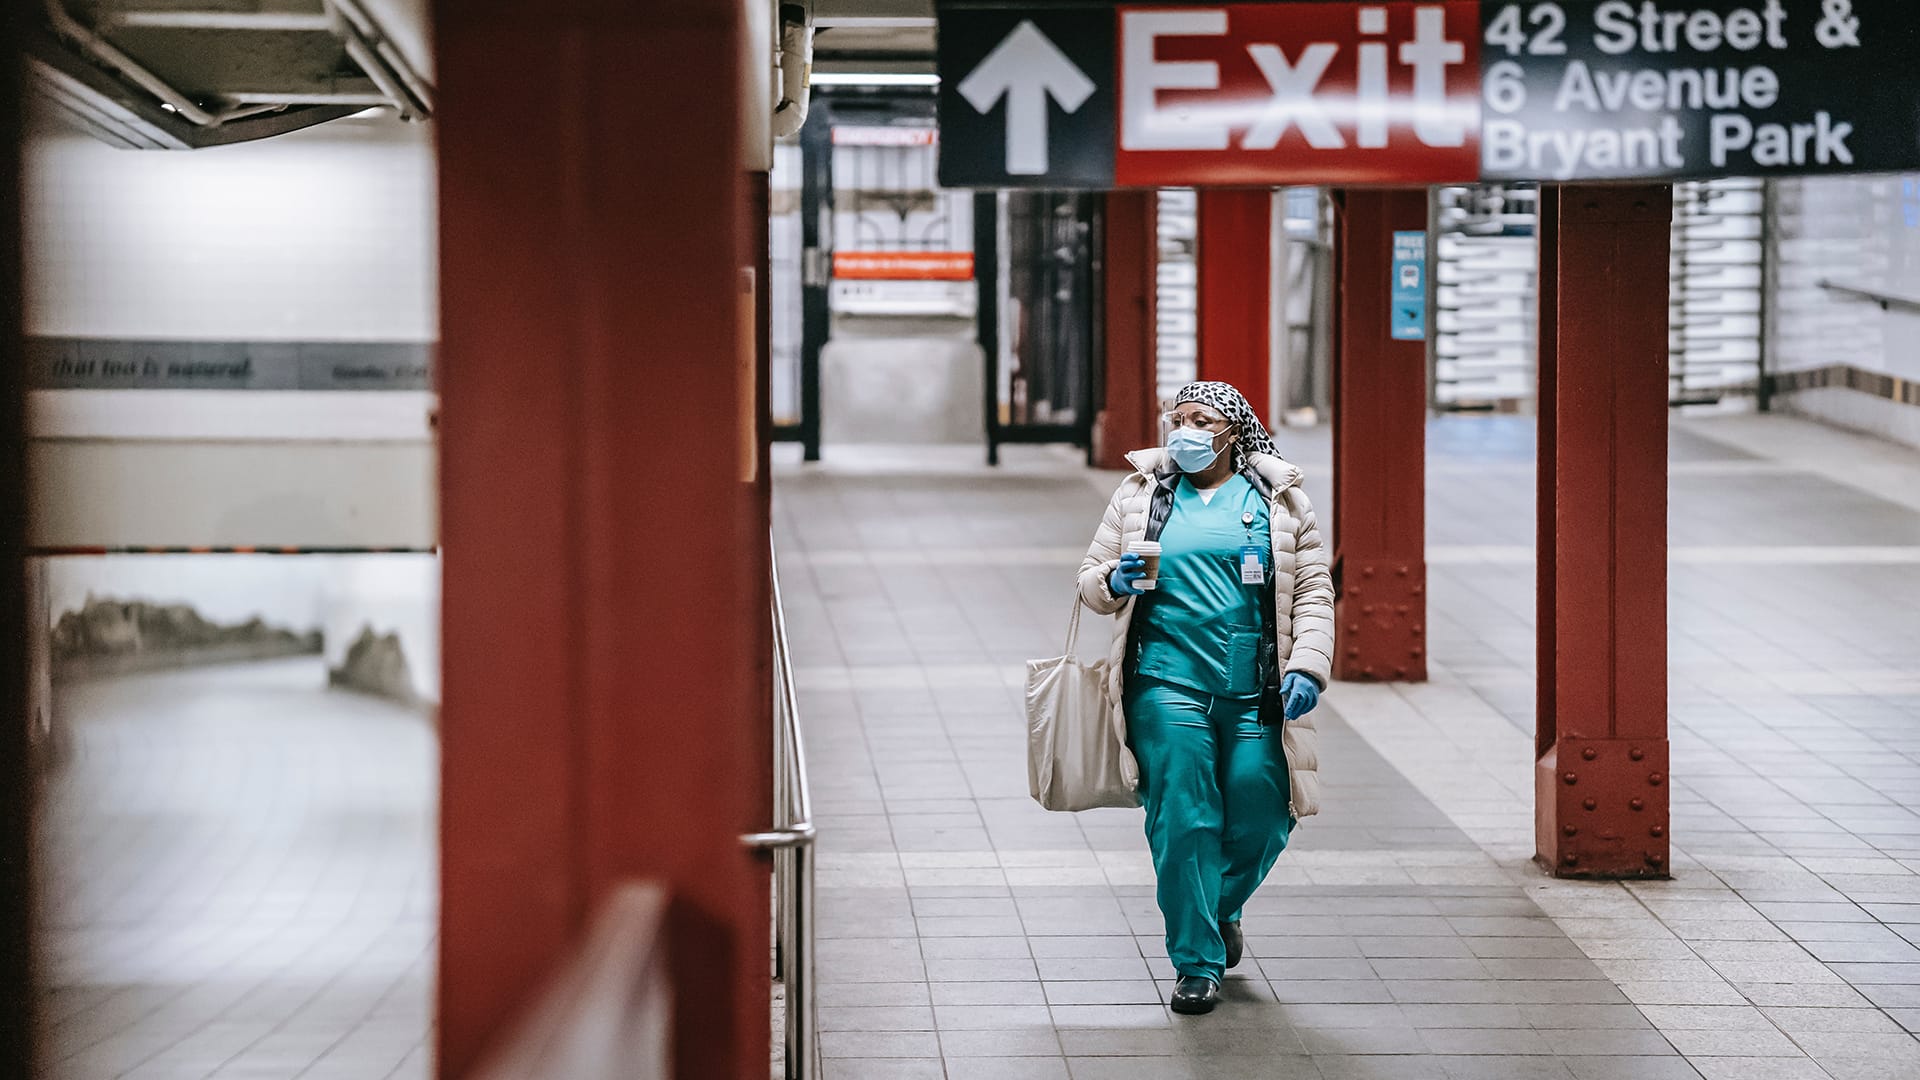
[23, 116, 436, 342]
[24, 116, 441, 695]
[1771, 174, 1920, 449]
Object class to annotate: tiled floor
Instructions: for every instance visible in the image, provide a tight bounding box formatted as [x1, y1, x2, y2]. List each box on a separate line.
[775, 411, 1920, 1080]
[38, 659, 434, 1080]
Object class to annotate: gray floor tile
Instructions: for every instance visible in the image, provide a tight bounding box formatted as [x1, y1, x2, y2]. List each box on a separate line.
[1272, 979, 1399, 1004]
[1398, 1003, 1527, 1028]
[1417, 1027, 1555, 1055]
[945, 1058, 1071, 1080]
[927, 957, 1042, 982]
[1043, 981, 1163, 1007]
[819, 1005, 936, 1032]
[1036, 956, 1154, 982]
[1050, 1004, 1171, 1029]
[819, 1030, 944, 1058]
[1315, 1056, 1459, 1080]
[921, 936, 1032, 960]
[1055, 1028, 1180, 1057]
[939, 1028, 1063, 1057]
[1435, 1057, 1576, 1080]
[934, 1004, 1056, 1031]
[1299, 1026, 1431, 1055]
[931, 981, 1048, 1006]
[1537, 1029, 1680, 1056]
[1563, 1058, 1706, 1080]
[822, 1059, 945, 1080]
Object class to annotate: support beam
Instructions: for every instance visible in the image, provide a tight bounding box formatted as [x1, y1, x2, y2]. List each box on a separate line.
[797, 105, 830, 462]
[975, 191, 1000, 465]
[1096, 191, 1157, 468]
[1535, 184, 1673, 880]
[0, 1, 36, 1073]
[436, 2, 769, 1077]
[1196, 189, 1271, 422]
[1330, 189, 1428, 684]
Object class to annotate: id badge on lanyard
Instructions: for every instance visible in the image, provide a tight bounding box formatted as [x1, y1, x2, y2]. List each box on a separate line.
[1239, 510, 1266, 586]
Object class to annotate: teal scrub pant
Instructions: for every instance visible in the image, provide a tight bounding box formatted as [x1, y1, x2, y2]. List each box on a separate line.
[1125, 675, 1293, 984]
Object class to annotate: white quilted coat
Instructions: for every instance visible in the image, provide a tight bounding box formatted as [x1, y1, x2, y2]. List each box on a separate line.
[1077, 448, 1336, 819]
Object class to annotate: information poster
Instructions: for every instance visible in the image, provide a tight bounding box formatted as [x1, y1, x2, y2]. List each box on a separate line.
[1391, 231, 1429, 342]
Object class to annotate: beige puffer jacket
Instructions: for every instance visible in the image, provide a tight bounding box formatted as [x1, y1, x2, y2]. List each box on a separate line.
[1077, 448, 1335, 819]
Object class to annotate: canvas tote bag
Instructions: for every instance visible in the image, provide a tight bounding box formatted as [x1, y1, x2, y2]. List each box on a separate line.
[1026, 596, 1139, 812]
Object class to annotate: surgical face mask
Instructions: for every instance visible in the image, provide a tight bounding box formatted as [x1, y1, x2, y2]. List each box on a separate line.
[1167, 427, 1225, 472]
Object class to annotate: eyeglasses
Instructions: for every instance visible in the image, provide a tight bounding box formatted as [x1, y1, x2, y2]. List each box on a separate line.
[1161, 410, 1230, 432]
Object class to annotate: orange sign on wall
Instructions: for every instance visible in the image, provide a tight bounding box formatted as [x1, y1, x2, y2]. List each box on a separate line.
[832, 252, 976, 281]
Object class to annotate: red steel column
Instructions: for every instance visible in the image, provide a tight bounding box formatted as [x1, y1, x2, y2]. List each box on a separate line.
[1196, 189, 1271, 421]
[1535, 185, 1673, 879]
[436, 2, 769, 1077]
[1330, 189, 1428, 683]
[1097, 191, 1158, 468]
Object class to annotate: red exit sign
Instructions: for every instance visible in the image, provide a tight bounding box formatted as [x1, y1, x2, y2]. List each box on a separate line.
[941, 0, 1920, 188]
[1115, 3, 1481, 186]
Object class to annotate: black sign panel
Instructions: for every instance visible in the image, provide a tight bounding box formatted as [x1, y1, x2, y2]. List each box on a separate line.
[936, 4, 1115, 189]
[1482, 0, 1920, 181]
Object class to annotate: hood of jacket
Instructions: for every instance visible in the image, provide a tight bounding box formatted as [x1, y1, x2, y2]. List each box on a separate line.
[1123, 447, 1305, 496]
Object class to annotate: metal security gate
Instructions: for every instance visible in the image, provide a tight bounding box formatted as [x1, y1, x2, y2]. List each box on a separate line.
[1670, 180, 1767, 406]
[1431, 182, 1766, 411]
[1433, 184, 1538, 410]
[974, 191, 1099, 464]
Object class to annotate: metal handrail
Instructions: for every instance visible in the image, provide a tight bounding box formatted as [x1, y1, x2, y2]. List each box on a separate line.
[1817, 279, 1920, 315]
[743, 547, 817, 1080]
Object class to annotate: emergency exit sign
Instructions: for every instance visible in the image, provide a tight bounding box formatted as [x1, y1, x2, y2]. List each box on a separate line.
[935, 0, 1920, 188]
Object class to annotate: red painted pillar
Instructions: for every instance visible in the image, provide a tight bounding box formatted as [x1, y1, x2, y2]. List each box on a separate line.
[1330, 189, 1428, 684]
[1097, 191, 1158, 469]
[436, 2, 770, 1077]
[1196, 189, 1271, 422]
[1535, 185, 1673, 879]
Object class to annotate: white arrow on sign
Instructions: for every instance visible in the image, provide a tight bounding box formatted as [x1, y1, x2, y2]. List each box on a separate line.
[956, 21, 1095, 176]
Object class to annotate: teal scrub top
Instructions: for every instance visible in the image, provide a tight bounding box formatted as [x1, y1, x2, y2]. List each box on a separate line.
[1130, 474, 1272, 698]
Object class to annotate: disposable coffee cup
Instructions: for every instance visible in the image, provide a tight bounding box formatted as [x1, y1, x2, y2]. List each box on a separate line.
[1127, 540, 1162, 591]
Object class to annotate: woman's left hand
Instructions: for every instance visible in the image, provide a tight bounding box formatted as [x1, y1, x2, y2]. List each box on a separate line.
[1281, 673, 1320, 721]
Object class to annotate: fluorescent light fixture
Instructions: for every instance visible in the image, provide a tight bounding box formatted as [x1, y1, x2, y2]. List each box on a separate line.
[811, 72, 939, 87]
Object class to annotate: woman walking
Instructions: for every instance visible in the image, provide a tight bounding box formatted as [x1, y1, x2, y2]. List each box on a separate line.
[1078, 381, 1334, 1015]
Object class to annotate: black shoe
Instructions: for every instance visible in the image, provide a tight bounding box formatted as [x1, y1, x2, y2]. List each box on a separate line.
[1221, 920, 1244, 970]
[1170, 975, 1220, 1015]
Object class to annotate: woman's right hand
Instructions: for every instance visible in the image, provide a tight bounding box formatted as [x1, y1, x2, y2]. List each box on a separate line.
[1109, 553, 1147, 597]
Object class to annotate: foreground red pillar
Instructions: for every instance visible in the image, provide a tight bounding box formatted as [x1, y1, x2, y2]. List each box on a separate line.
[1330, 190, 1428, 683]
[1097, 191, 1158, 468]
[436, 2, 770, 1077]
[1196, 189, 1271, 421]
[1535, 185, 1672, 879]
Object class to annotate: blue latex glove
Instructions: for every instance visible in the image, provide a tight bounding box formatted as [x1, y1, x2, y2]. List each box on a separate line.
[1281, 673, 1321, 721]
[1109, 553, 1147, 597]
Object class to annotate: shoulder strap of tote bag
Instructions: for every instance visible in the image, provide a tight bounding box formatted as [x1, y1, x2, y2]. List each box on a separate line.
[1062, 592, 1085, 655]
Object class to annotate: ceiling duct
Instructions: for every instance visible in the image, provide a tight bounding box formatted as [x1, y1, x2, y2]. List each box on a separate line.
[26, 0, 434, 149]
[771, 0, 813, 139]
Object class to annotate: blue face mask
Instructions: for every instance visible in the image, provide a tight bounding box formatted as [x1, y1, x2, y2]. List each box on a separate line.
[1167, 427, 1225, 472]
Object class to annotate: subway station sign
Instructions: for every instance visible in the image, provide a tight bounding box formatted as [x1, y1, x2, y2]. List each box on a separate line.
[935, 0, 1916, 188]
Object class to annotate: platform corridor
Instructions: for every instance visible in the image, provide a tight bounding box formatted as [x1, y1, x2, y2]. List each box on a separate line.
[774, 413, 1920, 1080]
